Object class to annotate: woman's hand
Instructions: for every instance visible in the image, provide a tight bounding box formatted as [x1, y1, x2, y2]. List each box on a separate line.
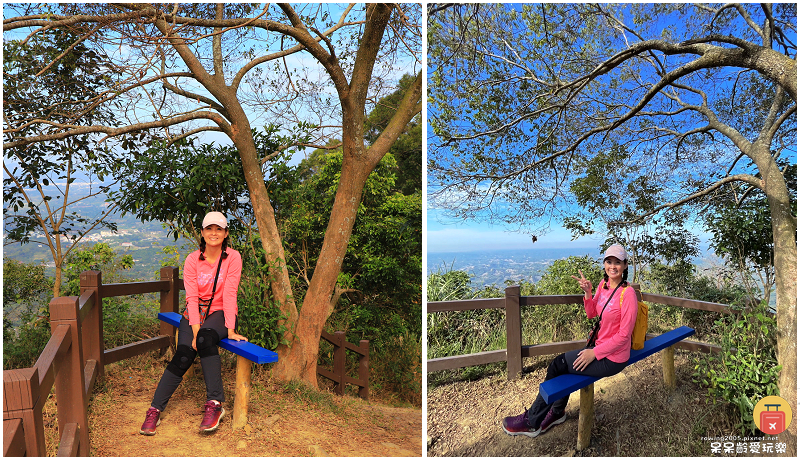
[570, 269, 593, 298]
[191, 324, 200, 351]
[573, 348, 596, 372]
[228, 330, 248, 342]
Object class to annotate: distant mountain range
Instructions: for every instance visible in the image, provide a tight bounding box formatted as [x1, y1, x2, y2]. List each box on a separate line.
[427, 246, 716, 288]
[428, 247, 599, 288]
[3, 187, 195, 281]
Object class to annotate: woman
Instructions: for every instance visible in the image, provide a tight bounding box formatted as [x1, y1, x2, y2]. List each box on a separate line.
[502, 244, 637, 438]
[140, 211, 248, 435]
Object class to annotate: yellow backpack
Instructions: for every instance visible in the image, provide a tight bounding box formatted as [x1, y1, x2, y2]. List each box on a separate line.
[621, 286, 648, 350]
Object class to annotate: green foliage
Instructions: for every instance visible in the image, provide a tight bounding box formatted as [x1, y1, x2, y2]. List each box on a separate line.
[63, 243, 134, 296]
[233, 237, 290, 351]
[109, 125, 299, 241]
[3, 306, 52, 370]
[703, 161, 796, 302]
[3, 260, 50, 307]
[565, 143, 701, 280]
[639, 261, 750, 338]
[364, 73, 422, 195]
[530, 255, 603, 295]
[63, 243, 157, 349]
[427, 266, 473, 302]
[108, 119, 422, 402]
[3, 260, 52, 369]
[288, 149, 421, 401]
[523, 255, 605, 344]
[692, 301, 781, 435]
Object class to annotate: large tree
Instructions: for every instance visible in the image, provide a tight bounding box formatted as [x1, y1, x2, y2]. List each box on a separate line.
[3, 3, 422, 387]
[429, 3, 796, 452]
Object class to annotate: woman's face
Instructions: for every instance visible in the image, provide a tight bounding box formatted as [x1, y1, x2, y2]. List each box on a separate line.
[202, 224, 228, 249]
[604, 257, 627, 281]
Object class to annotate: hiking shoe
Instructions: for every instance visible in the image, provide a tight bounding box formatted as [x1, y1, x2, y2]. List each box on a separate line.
[199, 400, 226, 432]
[139, 407, 161, 435]
[540, 407, 567, 434]
[502, 411, 541, 437]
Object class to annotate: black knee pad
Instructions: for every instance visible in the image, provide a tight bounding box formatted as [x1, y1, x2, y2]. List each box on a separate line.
[196, 328, 220, 358]
[167, 344, 195, 377]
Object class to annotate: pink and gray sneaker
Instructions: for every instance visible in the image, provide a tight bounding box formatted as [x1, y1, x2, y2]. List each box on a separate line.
[199, 400, 226, 432]
[139, 407, 161, 435]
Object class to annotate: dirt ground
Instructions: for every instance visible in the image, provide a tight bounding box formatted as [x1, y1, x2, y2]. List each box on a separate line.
[427, 351, 770, 457]
[42, 353, 422, 457]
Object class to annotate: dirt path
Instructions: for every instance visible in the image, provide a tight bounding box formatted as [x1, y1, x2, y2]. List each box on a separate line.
[427, 352, 739, 457]
[74, 355, 422, 457]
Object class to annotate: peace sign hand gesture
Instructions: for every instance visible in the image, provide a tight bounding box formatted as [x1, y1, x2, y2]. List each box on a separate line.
[570, 269, 593, 297]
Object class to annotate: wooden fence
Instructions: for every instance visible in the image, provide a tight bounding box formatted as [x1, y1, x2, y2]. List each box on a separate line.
[3, 267, 182, 456]
[427, 283, 730, 379]
[317, 330, 370, 400]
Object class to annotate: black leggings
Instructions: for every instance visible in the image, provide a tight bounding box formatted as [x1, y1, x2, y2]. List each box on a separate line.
[526, 347, 627, 429]
[150, 310, 235, 411]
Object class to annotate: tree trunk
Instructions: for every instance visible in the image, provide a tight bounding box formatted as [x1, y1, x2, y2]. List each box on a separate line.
[224, 109, 300, 337]
[764, 163, 797, 456]
[749, 138, 797, 455]
[270, 155, 374, 385]
[52, 264, 62, 298]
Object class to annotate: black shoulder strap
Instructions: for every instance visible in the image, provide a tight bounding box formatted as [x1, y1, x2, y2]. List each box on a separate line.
[597, 282, 623, 323]
[207, 253, 224, 302]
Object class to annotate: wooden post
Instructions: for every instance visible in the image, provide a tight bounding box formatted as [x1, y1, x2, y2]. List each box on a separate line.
[3, 368, 45, 456]
[358, 340, 369, 400]
[49, 296, 90, 457]
[232, 355, 252, 429]
[4, 418, 27, 457]
[630, 283, 643, 301]
[160, 267, 180, 354]
[505, 285, 522, 380]
[662, 345, 676, 389]
[333, 332, 346, 395]
[80, 270, 104, 382]
[577, 383, 594, 451]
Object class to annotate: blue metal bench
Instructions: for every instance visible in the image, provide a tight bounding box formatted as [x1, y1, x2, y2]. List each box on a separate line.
[158, 311, 278, 428]
[537, 326, 695, 450]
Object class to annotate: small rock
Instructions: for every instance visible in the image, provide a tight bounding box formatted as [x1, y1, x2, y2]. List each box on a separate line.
[236, 440, 247, 450]
[310, 445, 328, 457]
[381, 442, 400, 449]
[244, 423, 254, 434]
[264, 414, 282, 426]
[427, 436, 434, 449]
[563, 449, 576, 457]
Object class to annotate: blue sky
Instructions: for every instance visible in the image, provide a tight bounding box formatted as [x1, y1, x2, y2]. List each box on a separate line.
[427, 207, 600, 252]
[423, 3, 750, 256]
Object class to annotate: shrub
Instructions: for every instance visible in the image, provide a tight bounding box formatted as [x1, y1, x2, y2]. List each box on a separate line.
[3, 307, 51, 369]
[692, 300, 780, 435]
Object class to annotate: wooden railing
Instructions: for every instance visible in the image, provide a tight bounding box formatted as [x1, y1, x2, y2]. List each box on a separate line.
[317, 330, 370, 400]
[427, 283, 730, 380]
[3, 267, 183, 456]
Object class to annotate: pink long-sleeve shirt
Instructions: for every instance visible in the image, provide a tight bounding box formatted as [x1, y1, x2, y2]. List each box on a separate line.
[183, 248, 242, 330]
[584, 281, 638, 363]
